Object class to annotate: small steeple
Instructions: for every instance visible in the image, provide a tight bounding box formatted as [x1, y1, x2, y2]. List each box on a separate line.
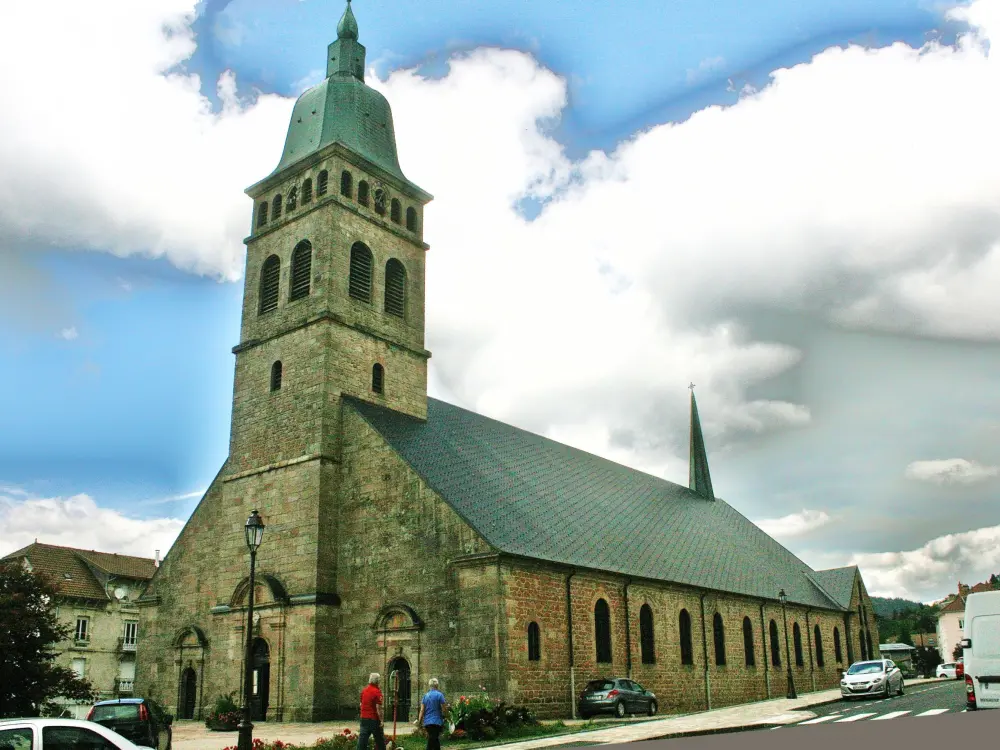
[688, 384, 715, 500]
[337, 0, 359, 40]
[327, 1, 366, 81]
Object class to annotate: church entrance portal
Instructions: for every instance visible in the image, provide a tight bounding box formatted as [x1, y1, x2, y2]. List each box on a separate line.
[387, 657, 411, 722]
[179, 667, 197, 719]
[250, 638, 270, 721]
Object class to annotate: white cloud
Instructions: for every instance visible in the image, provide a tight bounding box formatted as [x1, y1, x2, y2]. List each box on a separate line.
[905, 458, 1000, 485]
[0, 491, 184, 560]
[756, 509, 832, 538]
[59, 326, 78, 340]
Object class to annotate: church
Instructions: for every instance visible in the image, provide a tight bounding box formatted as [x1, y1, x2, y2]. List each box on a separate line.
[136, 2, 881, 722]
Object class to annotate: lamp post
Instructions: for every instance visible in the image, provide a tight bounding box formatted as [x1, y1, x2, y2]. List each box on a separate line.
[238, 510, 265, 750]
[779, 589, 797, 699]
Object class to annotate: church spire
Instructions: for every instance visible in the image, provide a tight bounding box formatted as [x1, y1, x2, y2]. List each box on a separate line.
[327, 1, 366, 81]
[337, 0, 359, 41]
[688, 384, 715, 500]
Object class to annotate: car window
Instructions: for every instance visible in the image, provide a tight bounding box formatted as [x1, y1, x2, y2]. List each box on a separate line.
[0, 728, 33, 750]
[90, 705, 140, 722]
[846, 661, 883, 675]
[584, 680, 614, 692]
[631, 681, 646, 692]
[42, 726, 121, 750]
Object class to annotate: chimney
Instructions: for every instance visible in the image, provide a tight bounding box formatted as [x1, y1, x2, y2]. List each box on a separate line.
[154, 550, 160, 568]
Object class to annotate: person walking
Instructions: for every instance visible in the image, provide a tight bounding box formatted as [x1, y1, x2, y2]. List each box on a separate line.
[358, 672, 386, 750]
[414, 677, 448, 750]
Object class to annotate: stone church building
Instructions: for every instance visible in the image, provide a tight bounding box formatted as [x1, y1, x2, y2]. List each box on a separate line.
[136, 2, 881, 722]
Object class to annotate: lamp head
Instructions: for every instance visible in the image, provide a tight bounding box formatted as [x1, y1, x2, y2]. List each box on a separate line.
[245, 509, 265, 552]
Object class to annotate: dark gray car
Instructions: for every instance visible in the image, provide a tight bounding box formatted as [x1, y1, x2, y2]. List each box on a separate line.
[578, 678, 658, 719]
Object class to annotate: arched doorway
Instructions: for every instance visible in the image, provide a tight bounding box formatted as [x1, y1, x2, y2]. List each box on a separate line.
[179, 667, 198, 719]
[387, 657, 411, 722]
[250, 639, 270, 721]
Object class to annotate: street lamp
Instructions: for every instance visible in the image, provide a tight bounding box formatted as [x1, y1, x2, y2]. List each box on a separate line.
[779, 589, 797, 699]
[238, 510, 265, 750]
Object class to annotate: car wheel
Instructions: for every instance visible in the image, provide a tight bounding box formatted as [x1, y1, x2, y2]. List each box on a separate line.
[648, 700, 658, 717]
[884, 681, 891, 699]
[615, 701, 626, 718]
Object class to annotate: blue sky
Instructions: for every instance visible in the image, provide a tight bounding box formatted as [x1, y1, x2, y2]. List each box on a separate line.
[2, 0, 999, 601]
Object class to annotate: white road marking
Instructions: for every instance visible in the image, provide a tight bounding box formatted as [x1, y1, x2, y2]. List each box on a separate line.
[797, 716, 838, 725]
[872, 711, 911, 721]
[915, 709, 949, 716]
[834, 713, 877, 722]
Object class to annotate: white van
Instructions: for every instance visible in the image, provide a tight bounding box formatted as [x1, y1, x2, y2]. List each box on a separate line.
[960, 590, 1000, 710]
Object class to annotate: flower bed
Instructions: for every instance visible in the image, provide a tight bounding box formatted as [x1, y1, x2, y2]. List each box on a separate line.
[206, 693, 241, 731]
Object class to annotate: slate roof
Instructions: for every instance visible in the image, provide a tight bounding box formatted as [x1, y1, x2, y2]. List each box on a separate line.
[347, 396, 850, 610]
[811, 566, 859, 609]
[1, 542, 155, 601]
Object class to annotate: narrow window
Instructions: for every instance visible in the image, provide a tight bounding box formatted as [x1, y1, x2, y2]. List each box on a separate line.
[270, 361, 282, 392]
[679, 609, 693, 665]
[75, 617, 89, 642]
[527, 622, 541, 662]
[272, 194, 282, 220]
[814, 625, 824, 667]
[371, 363, 384, 394]
[406, 206, 418, 232]
[769, 620, 781, 666]
[743, 616, 755, 666]
[390, 198, 402, 224]
[713, 612, 726, 666]
[793, 623, 803, 666]
[358, 180, 370, 207]
[383, 259, 406, 318]
[834, 627, 843, 663]
[595, 599, 612, 663]
[286, 186, 298, 212]
[290, 240, 312, 301]
[301, 178, 313, 205]
[860, 629, 868, 660]
[866, 631, 873, 660]
[259, 255, 281, 314]
[257, 202, 268, 227]
[123, 621, 138, 648]
[317, 170, 329, 196]
[639, 604, 655, 664]
[373, 186, 387, 215]
[341, 170, 352, 198]
[349, 242, 373, 302]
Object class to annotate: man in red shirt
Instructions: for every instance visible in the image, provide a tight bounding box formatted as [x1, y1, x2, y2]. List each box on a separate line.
[358, 672, 386, 750]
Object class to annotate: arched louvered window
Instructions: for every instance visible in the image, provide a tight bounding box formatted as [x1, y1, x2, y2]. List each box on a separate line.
[406, 206, 418, 232]
[341, 170, 352, 198]
[769, 620, 781, 666]
[349, 242, 373, 302]
[639, 604, 655, 664]
[371, 363, 384, 394]
[358, 180, 370, 207]
[290, 241, 312, 301]
[793, 623, 803, 666]
[270, 361, 282, 392]
[679, 609, 693, 665]
[384, 259, 406, 318]
[834, 627, 843, 663]
[301, 178, 313, 205]
[373, 186, 387, 215]
[390, 198, 402, 224]
[713, 612, 726, 665]
[595, 599, 612, 663]
[258, 255, 280, 315]
[272, 194, 282, 220]
[743, 617, 755, 666]
[527, 622, 540, 662]
[860, 629, 868, 660]
[286, 187, 297, 212]
[257, 202, 268, 227]
[814, 625, 824, 667]
[317, 170, 329, 196]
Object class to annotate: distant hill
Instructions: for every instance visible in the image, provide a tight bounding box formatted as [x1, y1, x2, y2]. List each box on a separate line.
[871, 596, 925, 619]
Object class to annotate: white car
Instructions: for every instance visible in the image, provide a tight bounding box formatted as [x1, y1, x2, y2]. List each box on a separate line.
[936, 662, 958, 679]
[0, 718, 155, 750]
[841, 659, 904, 700]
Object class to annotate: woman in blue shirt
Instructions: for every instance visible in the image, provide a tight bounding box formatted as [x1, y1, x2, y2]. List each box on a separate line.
[414, 677, 448, 750]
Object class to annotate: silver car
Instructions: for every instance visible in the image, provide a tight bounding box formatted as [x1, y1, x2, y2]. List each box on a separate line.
[841, 659, 904, 700]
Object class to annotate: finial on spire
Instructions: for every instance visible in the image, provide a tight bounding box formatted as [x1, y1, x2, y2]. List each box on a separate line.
[688, 382, 696, 391]
[337, 0, 359, 41]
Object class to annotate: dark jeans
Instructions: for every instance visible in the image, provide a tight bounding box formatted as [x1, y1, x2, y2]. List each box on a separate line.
[425, 723, 442, 750]
[358, 719, 386, 750]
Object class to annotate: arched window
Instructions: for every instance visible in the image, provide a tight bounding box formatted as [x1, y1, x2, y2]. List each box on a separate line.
[769, 620, 781, 666]
[271, 193, 282, 220]
[595, 599, 612, 663]
[349, 242, 373, 302]
[713, 612, 726, 665]
[639, 604, 655, 664]
[259, 255, 280, 315]
[373, 186, 387, 215]
[341, 170, 352, 198]
[270, 361, 282, 392]
[814, 625, 824, 667]
[358, 180, 370, 207]
[371, 363, 384, 394]
[860, 629, 868, 660]
[679, 609, 693, 665]
[833, 627, 843, 663]
[257, 202, 268, 227]
[527, 622, 541, 662]
[406, 206, 418, 232]
[286, 186, 298, 212]
[290, 241, 312, 301]
[301, 178, 313, 205]
[866, 631, 873, 660]
[793, 623, 803, 666]
[743, 617, 755, 666]
[390, 198, 402, 224]
[384, 259, 406, 318]
[317, 170, 329, 196]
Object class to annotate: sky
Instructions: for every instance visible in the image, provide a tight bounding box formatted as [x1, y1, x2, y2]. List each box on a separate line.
[1, 0, 999, 604]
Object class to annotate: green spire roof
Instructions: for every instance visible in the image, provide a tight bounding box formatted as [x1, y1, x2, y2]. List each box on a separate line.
[337, 1, 359, 40]
[688, 388, 715, 500]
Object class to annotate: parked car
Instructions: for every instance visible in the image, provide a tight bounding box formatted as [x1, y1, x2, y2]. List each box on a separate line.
[86, 698, 173, 750]
[937, 662, 958, 679]
[0, 718, 155, 750]
[578, 678, 658, 719]
[960, 590, 1000, 711]
[840, 659, 904, 700]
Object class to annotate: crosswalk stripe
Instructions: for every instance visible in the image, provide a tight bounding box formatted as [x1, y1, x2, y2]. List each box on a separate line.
[916, 709, 949, 717]
[834, 713, 877, 722]
[798, 716, 839, 724]
[872, 711, 911, 721]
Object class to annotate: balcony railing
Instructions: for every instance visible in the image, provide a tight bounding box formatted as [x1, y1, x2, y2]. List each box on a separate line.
[117, 637, 137, 652]
[116, 679, 134, 694]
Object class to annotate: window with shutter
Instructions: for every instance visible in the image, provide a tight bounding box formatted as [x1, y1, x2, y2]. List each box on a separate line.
[358, 180, 369, 207]
[391, 198, 401, 224]
[371, 363, 384, 394]
[384, 259, 406, 318]
[301, 178, 312, 205]
[406, 207, 418, 232]
[317, 170, 329, 196]
[257, 202, 268, 227]
[290, 241, 312, 301]
[272, 194, 282, 220]
[270, 361, 282, 391]
[259, 255, 280, 314]
[341, 170, 352, 198]
[349, 243, 373, 302]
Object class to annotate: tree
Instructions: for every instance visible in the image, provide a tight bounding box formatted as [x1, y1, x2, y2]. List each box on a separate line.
[899, 630, 914, 646]
[913, 646, 942, 678]
[0, 560, 97, 717]
[953, 642, 964, 661]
